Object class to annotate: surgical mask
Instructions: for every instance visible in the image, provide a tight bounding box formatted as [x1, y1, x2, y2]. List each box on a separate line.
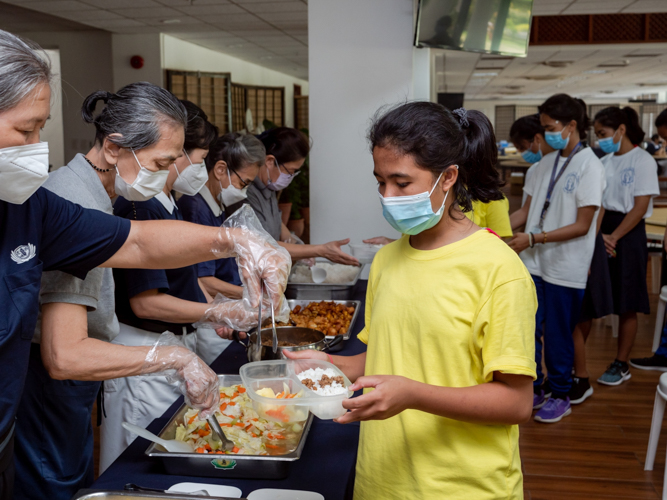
[379, 171, 449, 235]
[598, 130, 622, 154]
[0, 142, 49, 204]
[521, 147, 543, 164]
[173, 151, 208, 196]
[114, 150, 169, 201]
[545, 128, 570, 150]
[266, 161, 299, 191]
[218, 169, 248, 206]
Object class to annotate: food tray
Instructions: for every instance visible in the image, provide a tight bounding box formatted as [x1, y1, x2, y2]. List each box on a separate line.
[286, 259, 365, 300]
[285, 300, 361, 352]
[73, 492, 242, 500]
[145, 375, 313, 479]
[241, 360, 352, 422]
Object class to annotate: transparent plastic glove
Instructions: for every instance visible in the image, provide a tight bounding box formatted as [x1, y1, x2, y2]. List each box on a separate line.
[209, 204, 291, 325]
[141, 332, 219, 417]
[196, 292, 289, 332]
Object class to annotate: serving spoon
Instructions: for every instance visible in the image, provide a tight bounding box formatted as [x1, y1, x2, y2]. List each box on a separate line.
[122, 422, 194, 453]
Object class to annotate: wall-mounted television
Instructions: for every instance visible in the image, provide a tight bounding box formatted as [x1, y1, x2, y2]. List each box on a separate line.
[415, 0, 534, 57]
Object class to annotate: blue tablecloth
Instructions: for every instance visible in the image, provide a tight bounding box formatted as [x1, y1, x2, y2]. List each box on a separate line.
[91, 281, 368, 500]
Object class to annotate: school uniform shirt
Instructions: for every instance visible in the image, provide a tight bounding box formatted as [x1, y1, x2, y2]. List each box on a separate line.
[355, 231, 537, 500]
[601, 147, 660, 217]
[521, 148, 605, 290]
[177, 185, 241, 286]
[245, 176, 282, 241]
[522, 162, 538, 206]
[465, 197, 512, 237]
[113, 192, 206, 333]
[0, 188, 130, 443]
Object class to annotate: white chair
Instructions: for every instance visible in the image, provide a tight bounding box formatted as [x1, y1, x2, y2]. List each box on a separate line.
[653, 286, 667, 353]
[645, 372, 667, 499]
[605, 315, 619, 338]
[652, 254, 663, 295]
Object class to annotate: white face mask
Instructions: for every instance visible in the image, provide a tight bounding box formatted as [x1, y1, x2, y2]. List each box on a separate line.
[173, 150, 208, 196]
[0, 142, 50, 205]
[218, 168, 248, 207]
[114, 150, 169, 201]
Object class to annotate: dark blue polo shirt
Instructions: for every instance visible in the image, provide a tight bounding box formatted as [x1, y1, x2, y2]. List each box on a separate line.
[0, 187, 130, 438]
[177, 191, 241, 286]
[113, 194, 206, 333]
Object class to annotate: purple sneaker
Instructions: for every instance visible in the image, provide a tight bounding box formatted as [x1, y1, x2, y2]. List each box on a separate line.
[533, 389, 547, 410]
[534, 397, 571, 423]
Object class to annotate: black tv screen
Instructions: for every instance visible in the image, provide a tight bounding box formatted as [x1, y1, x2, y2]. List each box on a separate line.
[415, 0, 534, 57]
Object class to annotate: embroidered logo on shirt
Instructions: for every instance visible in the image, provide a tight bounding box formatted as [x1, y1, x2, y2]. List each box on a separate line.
[10, 243, 36, 264]
[621, 167, 635, 186]
[563, 173, 579, 193]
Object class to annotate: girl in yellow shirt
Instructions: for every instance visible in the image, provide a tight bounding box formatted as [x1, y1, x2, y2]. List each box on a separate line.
[287, 102, 536, 500]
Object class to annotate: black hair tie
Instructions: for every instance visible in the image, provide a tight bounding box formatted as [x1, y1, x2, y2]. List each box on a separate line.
[453, 107, 469, 128]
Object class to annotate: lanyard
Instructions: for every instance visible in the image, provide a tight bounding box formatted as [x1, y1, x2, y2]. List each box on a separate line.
[538, 142, 583, 229]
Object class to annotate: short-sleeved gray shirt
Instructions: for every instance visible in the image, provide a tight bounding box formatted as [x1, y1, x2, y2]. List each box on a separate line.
[245, 176, 282, 241]
[32, 153, 120, 344]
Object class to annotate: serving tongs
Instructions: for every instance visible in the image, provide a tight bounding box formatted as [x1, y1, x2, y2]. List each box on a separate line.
[206, 414, 235, 452]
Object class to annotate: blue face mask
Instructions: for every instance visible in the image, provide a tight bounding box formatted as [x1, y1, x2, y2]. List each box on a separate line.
[379, 172, 449, 235]
[521, 148, 543, 163]
[545, 129, 570, 150]
[598, 130, 622, 154]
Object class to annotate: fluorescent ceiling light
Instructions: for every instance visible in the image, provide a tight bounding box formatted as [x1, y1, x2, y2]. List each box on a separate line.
[160, 19, 181, 24]
[583, 69, 607, 74]
[473, 71, 498, 77]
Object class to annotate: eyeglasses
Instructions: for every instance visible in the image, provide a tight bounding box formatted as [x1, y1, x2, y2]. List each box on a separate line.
[278, 162, 300, 177]
[230, 168, 252, 189]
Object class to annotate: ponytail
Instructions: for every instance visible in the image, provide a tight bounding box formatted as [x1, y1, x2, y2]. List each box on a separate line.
[594, 106, 644, 145]
[539, 93, 590, 140]
[368, 101, 503, 216]
[81, 90, 111, 124]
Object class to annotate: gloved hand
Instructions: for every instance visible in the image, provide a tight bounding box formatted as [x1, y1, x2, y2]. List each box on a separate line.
[198, 294, 289, 332]
[142, 332, 219, 418]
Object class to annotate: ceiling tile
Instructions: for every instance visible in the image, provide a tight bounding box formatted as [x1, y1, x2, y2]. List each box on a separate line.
[19, 1, 95, 12]
[241, 1, 306, 13]
[256, 10, 306, 22]
[85, 18, 147, 28]
[64, 10, 125, 21]
[172, 4, 245, 15]
[621, 0, 667, 12]
[109, 6, 182, 17]
[81, 0, 162, 8]
[156, 0, 231, 5]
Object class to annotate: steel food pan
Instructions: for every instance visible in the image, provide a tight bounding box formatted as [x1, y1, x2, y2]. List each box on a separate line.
[285, 300, 361, 352]
[286, 261, 365, 300]
[144, 375, 313, 479]
[73, 492, 241, 500]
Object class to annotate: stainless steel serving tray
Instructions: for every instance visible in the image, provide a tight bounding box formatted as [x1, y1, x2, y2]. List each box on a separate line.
[73, 493, 242, 500]
[285, 300, 361, 352]
[145, 375, 314, 479]
[286, 259, 365, 300]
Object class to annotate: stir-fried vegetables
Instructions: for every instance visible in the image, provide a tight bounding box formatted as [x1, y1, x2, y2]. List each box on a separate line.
[253, 382, 307, 423]
[175, 384, 303, 455]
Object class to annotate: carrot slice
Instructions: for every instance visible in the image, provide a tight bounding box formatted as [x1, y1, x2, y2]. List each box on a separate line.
[232, 446, 240, 453]
[195, 447, 206, 453]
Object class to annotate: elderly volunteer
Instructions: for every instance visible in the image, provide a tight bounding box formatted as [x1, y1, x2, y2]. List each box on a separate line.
[179, 132, 266, 300]
[247, 127, 359, 266]
[0, 30, 288, 500]
[101, 100, 232, 472]
[13, 89, 220, 500]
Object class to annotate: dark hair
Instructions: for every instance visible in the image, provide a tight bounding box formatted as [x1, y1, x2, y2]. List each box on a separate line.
[180, 100, 218, 152]
[205, 133, 266, 173]
[652, 133, 660, 142]
[258, 127, 310, 164]
[538, 94, 590, 140]
[510, 114, 544, 146]
[81, 82, 187, 150]
[656, 109, 667, 129]
[368, 101, 503, 215]
[594, 106, 645, 145]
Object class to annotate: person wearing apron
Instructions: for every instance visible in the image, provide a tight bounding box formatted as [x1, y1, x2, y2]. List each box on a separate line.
[179, 133, 267, 356]
[100, 101, 222, 473]
[586, 107, 659, 383]
[509, 94, 604, 424]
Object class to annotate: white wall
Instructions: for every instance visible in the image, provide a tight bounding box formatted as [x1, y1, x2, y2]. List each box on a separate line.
[41, 49, 64, 170]
[309, 0, 415, 247]
[18, 31, 113, 164]
[161, 35, 308, 128]
[112, 34, 163, 91]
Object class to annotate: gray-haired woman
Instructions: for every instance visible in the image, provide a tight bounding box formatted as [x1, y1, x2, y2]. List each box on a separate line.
[0, 29, 289, 500]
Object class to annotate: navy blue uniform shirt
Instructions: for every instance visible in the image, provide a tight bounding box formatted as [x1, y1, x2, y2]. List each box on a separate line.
[113, 193, 206, 333]
[177, 186, 241, 286]
[0, 188, 130, 438]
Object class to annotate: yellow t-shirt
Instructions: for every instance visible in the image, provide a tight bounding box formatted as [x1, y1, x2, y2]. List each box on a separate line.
[465, 197, 513, 238]
[355, 230, 537, 500]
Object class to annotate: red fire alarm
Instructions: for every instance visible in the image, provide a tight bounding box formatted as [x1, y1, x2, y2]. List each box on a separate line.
[130, 55, 144, 69]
